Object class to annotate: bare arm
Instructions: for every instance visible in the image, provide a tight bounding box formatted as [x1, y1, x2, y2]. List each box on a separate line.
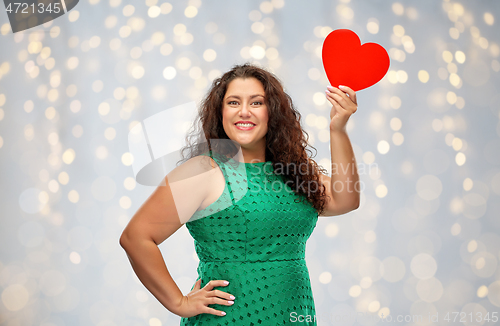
[119, 155, 235, 318]
[119, 176, 185, 314]
[319, 85, 360, 216]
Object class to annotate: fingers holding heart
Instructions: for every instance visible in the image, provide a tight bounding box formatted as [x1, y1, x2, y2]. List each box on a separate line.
[326, 86, 358, 114]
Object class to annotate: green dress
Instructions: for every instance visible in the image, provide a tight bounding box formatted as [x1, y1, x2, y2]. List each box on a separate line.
[180, 151, 319, 325]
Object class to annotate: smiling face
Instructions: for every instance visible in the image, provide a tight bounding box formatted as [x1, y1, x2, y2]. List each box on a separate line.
[222, 77, 269, 159]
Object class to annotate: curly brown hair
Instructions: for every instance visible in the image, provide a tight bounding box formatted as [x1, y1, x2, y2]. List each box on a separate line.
[178, 62, 328, 215]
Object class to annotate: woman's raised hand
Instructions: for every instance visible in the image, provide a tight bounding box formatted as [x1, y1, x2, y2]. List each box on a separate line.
[325, 85, 358, 133]
[173, 279, 235, 318]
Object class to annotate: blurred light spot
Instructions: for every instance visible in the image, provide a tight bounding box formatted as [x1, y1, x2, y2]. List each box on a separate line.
[392, 3, 404, 15]
[446, 91, 457, 105]
[119, 25, 132, 38]
[132, 65, 145, 79]
[377, 140, 390, 154]
[364, 230, 376, 243]
[455, 51, 466, 63]
[58, 172, 69, 186]
[325, 223, 338, 238]
[455, 152, 466, 166]
[362, 152, 375, 165]
[442, 50, 453, 63]
[452, 137, 463, 151]
[418, 70, 429, 84]
[360, 277, 372, 289]
[393, 25, 405, 37]
[95, 145, 108, 160]
[447, 63, 458, 74]
[260, 1, 273, 14]
[66, 56, 79, 70]
[477, 285, 488, 298]
[69, 251, 82, 264]
[392, 132, 405, 146]
[252, 22, 265, 34]
[68, 190, 79, 203]
[48, 180, 59, 193]
[24, 124, 34, 141]
[263, 47, 277, 60]
[148, 6, 161, 18]
[163, 66, 176, 80]
[122, 152, 133, 166]
[313, 92, 326, 106]
[249, 10, 262, 22]
[389, 96, 401, 109]
[334, 4, 352, 19]
[92, 80, 104, 93]
[367, 18, 379, 34]
[451, 223, 461, 236]
[123, 4, 135, 16]
[397, 70, 408, 83]
[375, 184, 388, 198]
[174, 23, 186, 36]
[72, 125, 83, 138]
[250, 45, 266, 59]
[176, 57, 191, 70]
[1, 284, 29, 311]
[149, 318, 162, 326]
[272, 0, 284, 8]
[367, 300, 380, 312]
[319, 272, 332, 284]
[161, 2, 172, 14]
[349, 285, 361, 297]
[488, 281, 500, 307]
[470, 251, 498, 278]
[390, 118, 402, 131]
[45, 106, 56, 119]
[160, 43, 173, 56]
[203, 49, 217, 62]
[120, 196, 132, 209]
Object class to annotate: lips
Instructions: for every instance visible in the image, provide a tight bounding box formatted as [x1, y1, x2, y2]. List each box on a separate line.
[235, 121, 256, 126]
[234, 122, 256, 130]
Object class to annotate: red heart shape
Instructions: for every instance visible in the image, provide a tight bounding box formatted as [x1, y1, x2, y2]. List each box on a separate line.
[322, 29, 390, 92]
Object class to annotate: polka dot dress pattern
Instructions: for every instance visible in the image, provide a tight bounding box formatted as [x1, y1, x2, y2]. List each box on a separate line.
[180, 151, 319, 326]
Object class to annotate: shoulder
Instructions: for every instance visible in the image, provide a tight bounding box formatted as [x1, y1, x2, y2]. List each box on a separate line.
[166, 154, 218, 183]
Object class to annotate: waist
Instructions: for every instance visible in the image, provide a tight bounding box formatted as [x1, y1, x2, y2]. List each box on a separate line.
[198, 257, 305, 263]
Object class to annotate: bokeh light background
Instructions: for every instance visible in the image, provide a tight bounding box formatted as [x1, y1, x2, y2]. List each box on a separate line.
[1, 0, 500, 325]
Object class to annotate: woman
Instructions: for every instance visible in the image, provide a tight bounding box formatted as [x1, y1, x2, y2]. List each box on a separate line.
[120, 63, 360, 325]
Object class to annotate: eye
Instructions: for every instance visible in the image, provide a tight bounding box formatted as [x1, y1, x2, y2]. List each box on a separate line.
[252, 101, 263, 105]
[228, 101, 238, 105]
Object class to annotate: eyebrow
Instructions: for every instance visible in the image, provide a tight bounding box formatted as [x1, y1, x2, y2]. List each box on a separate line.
[225, 94, 265, 100]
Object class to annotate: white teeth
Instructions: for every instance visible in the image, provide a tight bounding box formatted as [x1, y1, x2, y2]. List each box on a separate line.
[236, 123, 255, 127]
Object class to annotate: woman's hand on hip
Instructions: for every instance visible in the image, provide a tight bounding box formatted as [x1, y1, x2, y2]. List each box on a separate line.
[174, 279, 235, 318]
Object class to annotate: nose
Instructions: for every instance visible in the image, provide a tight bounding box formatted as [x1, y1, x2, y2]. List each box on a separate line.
[239, 102, 251, 117]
